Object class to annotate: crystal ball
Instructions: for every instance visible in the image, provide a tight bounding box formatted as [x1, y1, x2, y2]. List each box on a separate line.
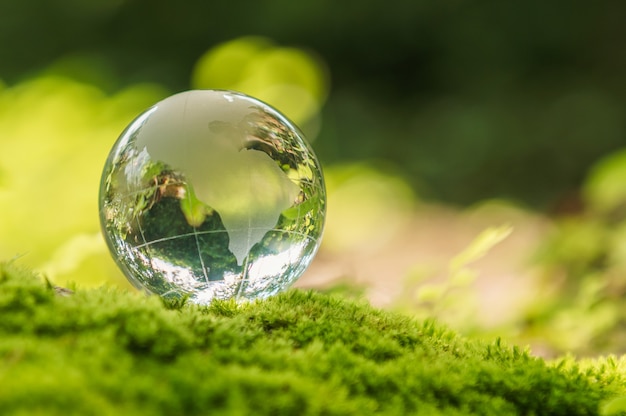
[99, 90, 326, 304]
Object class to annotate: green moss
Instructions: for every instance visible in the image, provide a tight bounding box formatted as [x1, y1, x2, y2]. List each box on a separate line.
[0, 262, 624, 415]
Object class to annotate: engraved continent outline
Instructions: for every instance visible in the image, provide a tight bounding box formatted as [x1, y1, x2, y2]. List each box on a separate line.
[134, 90, 299, 266]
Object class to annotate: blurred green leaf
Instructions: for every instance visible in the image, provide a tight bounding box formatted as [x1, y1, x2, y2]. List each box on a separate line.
[192, 37, 328, 126]
[450, 224, 513, 272]
[584, 149, 626, 215]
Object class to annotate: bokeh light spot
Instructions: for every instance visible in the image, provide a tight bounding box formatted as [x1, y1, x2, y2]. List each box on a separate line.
[192, 37, 328, 127]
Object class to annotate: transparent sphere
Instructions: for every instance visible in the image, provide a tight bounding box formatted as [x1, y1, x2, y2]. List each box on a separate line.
[99, 90, 326, 304]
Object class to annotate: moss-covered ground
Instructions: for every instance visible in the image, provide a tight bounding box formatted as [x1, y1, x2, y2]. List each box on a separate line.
[1, 262, 626, 415]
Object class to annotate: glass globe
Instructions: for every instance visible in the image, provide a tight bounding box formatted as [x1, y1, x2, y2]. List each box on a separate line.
[99, 90, 326, 304]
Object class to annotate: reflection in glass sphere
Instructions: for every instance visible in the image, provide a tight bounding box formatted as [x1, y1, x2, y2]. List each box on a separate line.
[99, 90, 326, 304]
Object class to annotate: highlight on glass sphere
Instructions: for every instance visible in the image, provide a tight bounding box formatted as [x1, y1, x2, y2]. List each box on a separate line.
[99, 90, 326, 304]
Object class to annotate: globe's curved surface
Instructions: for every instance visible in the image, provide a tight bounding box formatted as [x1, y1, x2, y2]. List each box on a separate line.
[99, 90, 326, 304]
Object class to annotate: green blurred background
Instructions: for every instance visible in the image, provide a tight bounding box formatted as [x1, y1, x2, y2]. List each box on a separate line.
[2, 0, 626, 356]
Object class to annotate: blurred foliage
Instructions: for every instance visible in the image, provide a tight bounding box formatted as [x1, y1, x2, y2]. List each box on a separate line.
[323, 163, 416, 253]
[2, 0, 626, 207]
[0, 76, 168, 288]
[409, 224, 513, 329]
[387, 150, 626, 358]
[2, 0, 626, 359]
[192, 37, 328, 129]
[522, 150, 626, 356]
